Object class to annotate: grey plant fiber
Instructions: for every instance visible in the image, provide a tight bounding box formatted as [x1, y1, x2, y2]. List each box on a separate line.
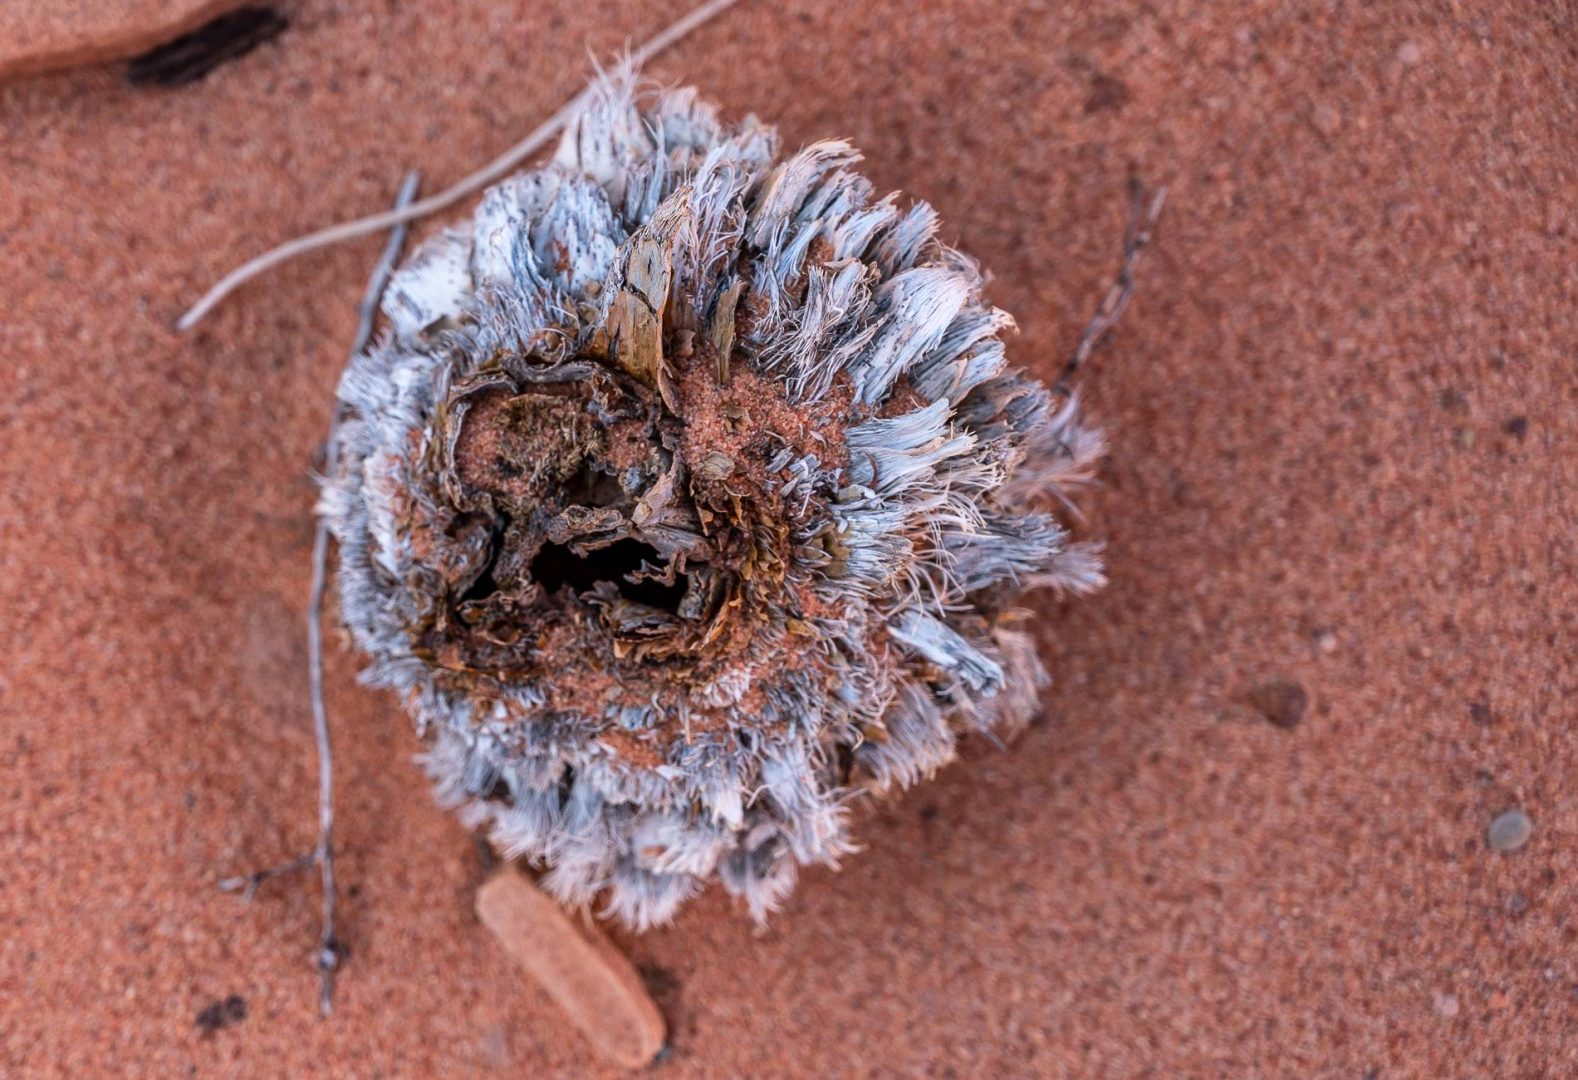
[323, 76, 1106, 930]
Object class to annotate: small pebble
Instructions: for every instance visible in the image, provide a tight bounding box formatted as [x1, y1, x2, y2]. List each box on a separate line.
[1431, 991, 1459, 1018]
[1397, 40, 1424, 66]
[1084, 72, 1131, 115]
[476, 867, 665, 1068]
[194, 993, 247, 1034]
[1310, 103, 1342, 139]
[1488, 809, 1532, 853]
[1245, 679, 1308, 729]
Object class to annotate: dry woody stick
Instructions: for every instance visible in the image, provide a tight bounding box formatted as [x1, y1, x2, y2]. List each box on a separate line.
[1058, 177, 1168, 392]
[220, 171, 421, 1017]
[175, 0, 744, 330]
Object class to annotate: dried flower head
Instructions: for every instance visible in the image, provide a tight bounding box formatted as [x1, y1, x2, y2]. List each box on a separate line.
[323, 76, 1106, 929]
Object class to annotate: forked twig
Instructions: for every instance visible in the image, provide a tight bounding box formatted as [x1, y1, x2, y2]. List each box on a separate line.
[220, 172, 420, 1018]
[1057, 177, 1168, 392]
[218, 851, 315, 901]
[176, 0, 745, 330]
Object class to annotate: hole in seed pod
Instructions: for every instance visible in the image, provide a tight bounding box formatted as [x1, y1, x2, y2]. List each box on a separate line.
[530, 538, 686, 611]
[564, 463, 626, 509]
[458, 542, 505, 606]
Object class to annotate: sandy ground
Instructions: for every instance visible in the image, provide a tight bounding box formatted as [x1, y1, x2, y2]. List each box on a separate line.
[2, 1, 1574, 1076]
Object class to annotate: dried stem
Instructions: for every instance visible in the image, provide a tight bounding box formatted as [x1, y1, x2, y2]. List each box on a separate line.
[221, 172, 419, 1019]
[175, 0, 745, 330]
[218, 852, 315, 902]
[1057, 177, 1168, 392]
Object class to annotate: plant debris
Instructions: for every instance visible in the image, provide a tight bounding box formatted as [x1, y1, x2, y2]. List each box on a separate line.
[323, 76, 1114, 928]
[219, 173, 421, 1019]
[126, 6, 285, 87]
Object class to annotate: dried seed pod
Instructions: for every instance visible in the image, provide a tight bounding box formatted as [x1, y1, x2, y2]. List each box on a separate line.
[323, 76, 1107, 929]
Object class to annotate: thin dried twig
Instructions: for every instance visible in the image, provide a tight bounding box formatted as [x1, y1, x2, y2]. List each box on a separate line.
[218, 851, 315, 901]
[176, 0, 745, 330]
[220, 172, 420, 1019]
[1057, 177, 1168, 393]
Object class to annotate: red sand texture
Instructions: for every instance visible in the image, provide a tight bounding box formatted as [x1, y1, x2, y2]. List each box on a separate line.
[1, 1, 1574, 1076]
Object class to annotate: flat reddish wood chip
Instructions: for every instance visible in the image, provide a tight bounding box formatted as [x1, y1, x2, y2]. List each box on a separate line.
[476, 868, 666, 1069]
[0, 0, 243, 80]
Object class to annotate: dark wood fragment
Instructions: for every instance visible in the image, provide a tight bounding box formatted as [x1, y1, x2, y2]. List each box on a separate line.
[126, 6, 285, 87]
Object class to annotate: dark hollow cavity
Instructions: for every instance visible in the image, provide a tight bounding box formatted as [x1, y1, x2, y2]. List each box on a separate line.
[530, 538, 687, 610]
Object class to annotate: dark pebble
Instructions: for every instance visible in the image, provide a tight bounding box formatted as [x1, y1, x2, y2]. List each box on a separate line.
[195, 994, 247, 1034]
[1246, 679, 1308, 729]
[1085, 72, 1132, 114]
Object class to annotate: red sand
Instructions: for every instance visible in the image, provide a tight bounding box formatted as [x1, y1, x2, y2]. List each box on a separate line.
[2, 2, 1574, 1075]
